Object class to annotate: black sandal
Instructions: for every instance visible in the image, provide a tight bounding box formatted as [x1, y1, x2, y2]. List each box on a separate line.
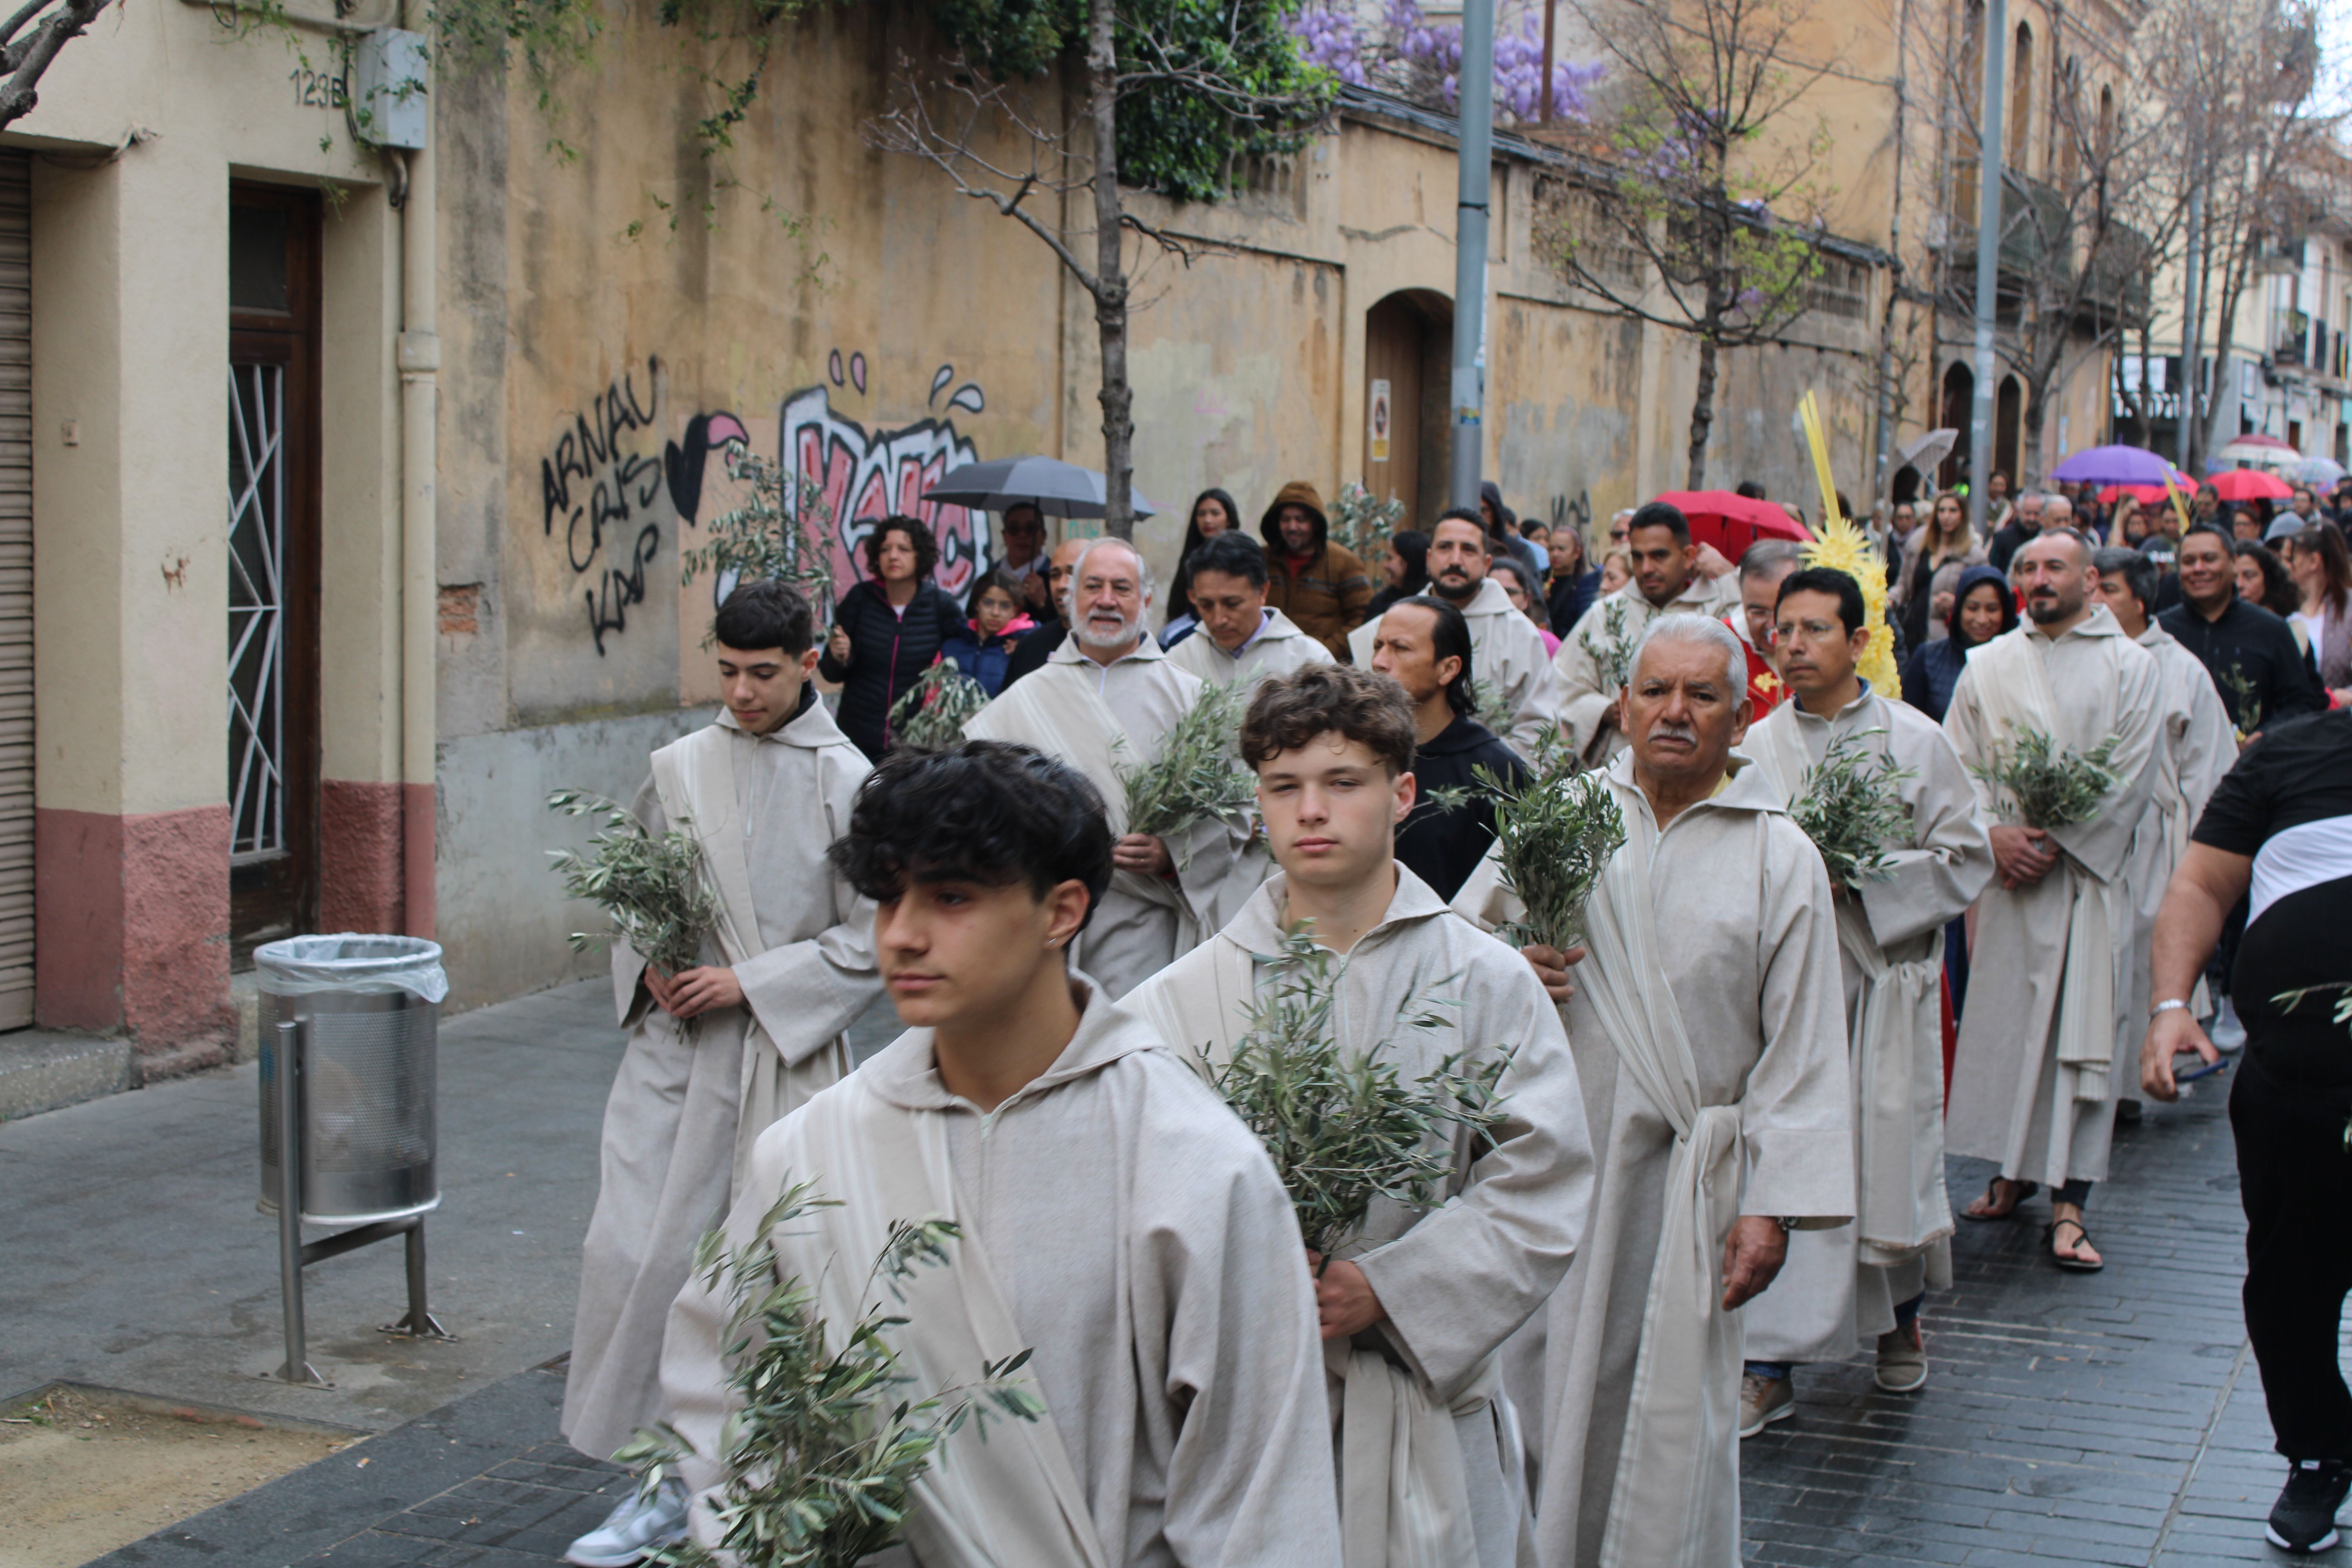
[1962, 1176, 2039, 1221]
[2047, 1216, 2104, 1272]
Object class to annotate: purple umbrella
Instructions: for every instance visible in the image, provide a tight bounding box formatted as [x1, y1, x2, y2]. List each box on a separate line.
[2049, 445, 2190, 487]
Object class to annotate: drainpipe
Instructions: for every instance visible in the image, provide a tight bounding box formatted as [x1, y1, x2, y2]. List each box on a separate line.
[398, 0, 438, 938]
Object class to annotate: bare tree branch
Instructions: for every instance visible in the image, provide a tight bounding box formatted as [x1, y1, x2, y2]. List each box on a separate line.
[0, 0, 112, 127]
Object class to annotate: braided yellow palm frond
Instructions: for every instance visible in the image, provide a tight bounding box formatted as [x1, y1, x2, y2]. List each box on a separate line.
[1796, 392, 1900, 695]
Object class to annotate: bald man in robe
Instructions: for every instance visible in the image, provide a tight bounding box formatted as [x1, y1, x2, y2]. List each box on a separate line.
[964, 537, 1256, 993]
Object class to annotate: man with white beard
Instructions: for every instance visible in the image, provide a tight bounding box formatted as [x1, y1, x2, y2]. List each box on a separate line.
[1349, 510, 1560, 757]
[962, 537, 1254, 995]
[1736, 566, 1991, 1432]
[1456, 613, 1851, 1568]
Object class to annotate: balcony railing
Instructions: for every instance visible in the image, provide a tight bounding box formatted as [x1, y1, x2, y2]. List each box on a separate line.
[1942, 168, 2150, 324]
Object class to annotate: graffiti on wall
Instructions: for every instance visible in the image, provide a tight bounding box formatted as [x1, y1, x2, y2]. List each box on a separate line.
[542, 357, 665, 655]
[783, 385, 989, 598]
[1548, 490, 1594, 542]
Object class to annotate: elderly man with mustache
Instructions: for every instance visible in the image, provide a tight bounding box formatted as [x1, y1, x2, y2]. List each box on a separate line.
[962, 537, 1256, 996]
[1454, 613, 1852, 1568]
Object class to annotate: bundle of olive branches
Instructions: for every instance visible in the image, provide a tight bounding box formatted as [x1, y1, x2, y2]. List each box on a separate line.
[1968, 725, 2122, 829]
[1576, 597, 1636, 693]
[1787, 730, 1916, 889]
[1327, 481, 1407, 564]
[1209, 928, 1509, 1260]
[617, 1181, 1044, 1568]
[1477, 730, 1627, 951]
[1470, 679, 1519, 743]
[1122, 680, 1256, 845]
[679, 440, 839, 623]
[547, 790, 719, 978]
[886, 662, 989, 754]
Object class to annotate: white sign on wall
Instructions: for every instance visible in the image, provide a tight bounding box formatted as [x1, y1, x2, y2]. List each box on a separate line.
[1369, 379, 1392, 463]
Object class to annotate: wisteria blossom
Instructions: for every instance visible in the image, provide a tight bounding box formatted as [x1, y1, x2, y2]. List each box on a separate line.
[1287, 0, 1606, 125]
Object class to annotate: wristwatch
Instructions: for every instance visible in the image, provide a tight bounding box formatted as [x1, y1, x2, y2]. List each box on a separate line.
[1775, 1216, 1803, 1233]
[2150, 998, 2191, 1020]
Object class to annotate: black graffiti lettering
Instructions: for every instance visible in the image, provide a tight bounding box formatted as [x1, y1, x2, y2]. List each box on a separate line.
[542, 359, 661, 537]
[585, 524, 662, 656]
[1551, 490, 1593, 537]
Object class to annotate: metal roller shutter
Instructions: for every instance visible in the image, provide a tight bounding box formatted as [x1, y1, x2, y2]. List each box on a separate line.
[0, 153, 32, 1029]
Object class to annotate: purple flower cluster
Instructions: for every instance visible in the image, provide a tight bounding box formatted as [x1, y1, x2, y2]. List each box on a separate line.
[1287, 0, 1604, 125]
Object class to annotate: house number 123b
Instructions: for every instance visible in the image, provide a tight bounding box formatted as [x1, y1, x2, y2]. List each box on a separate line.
[289, 67, 348, 110]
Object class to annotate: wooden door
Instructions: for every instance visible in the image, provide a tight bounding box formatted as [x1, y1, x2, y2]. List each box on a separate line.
[1365, 295, 1426, 526]
[227, 185, 322, 962]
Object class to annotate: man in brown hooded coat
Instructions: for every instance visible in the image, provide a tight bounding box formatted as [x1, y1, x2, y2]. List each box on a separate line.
[1260, 481, 1374, 659]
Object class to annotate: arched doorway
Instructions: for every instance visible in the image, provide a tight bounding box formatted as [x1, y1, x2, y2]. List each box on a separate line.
[1938, 362, 1974, 488]
[1364, 290, 1452, 529]
[1996, 374, 2024, 488]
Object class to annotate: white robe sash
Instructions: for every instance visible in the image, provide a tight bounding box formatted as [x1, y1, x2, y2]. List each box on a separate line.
[1962, 633, 2124, 1104]
[1750, 718, 1950, 1258]
[782, 1072, 1112, 1568]
[1579, 787, 1745, 1568]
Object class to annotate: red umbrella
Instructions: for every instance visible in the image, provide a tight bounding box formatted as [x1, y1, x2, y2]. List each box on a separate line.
[1651, 490, 1812, 559]
[2097, 483, 2169, 506]
[2211, 468, 2292, 502]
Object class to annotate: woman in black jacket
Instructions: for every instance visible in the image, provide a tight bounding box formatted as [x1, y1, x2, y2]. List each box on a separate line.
[818, 515, 969, 760]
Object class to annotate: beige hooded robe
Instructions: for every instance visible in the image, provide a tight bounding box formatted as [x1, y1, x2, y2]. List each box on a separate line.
[561, 701, 880, 1463]
[1452, 750, 1852, 1568]
[658, 978, 1345, 1568]
[1548, 575, 1739, 763]
[963, 638, 1259, 994]
[1167, 605, 1333, 688]
[1739, 684, 1992, 1363]
[1350, 576, 1564, 759]
[1127, 866, 1595, 1568]
[1942, 607, 2163, 1189]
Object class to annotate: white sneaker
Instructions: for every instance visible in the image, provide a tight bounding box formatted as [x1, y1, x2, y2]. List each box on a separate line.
[1738, 1372, 1794, 1437]
[566, 1476, 688, 1568]
[2211, 997, 2247, 1054]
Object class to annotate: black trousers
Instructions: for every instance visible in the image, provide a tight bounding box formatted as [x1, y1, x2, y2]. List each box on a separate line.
[2232, 1054, 2352, 1462]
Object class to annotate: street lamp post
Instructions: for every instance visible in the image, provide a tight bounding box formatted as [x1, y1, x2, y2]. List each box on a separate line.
[1969, 0, 2006, 534]
[1450, 0, 1496, 510]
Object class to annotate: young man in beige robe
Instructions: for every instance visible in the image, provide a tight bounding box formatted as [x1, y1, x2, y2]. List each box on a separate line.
[963, 537, 1256, 995]
[1167, 531, 1332, 689]
[1944, 531, 2163, 1272]
[561, 582, 880, 1568]
[1550, 500, 1739, 762]
[1349, 512, 1561, 758]
[2091, 548, 2234, 1108]
[1738, 567, 1992, 1430]
[659, 741, 1343, 1567]
[1128, 665, 1593, 1568]
[1457, 613, 1852, 1568]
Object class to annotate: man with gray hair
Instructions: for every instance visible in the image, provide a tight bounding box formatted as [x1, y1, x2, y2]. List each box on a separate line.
[1455, 612, 1852, 1568]
[962, 537, 1255, 995]
[1733, 539, 1805, 717]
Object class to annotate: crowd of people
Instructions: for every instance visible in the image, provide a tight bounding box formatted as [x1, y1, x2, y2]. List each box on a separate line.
[552, 463, 2352, 1568]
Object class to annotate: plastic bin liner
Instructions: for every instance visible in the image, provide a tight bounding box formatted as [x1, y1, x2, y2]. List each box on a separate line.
[254, 935, 448, 1004]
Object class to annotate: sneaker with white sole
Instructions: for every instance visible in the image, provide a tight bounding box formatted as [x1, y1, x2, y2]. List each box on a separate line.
[1738, 1371, 1794, 1438]
[1875, 1322, 1928, 1392]
[566, 1475, 688, 1568]
[2268, 1459, 2352, 1555]
[2211, 996, 2247, 1054]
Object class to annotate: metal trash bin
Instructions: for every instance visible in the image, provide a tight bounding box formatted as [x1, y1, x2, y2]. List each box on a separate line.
[258, 935, 447, 1223]
[253, 934, 452, 1385]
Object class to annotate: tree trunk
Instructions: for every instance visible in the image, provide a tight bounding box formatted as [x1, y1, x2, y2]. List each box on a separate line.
[1087, 0, 1134, 541]
[1686, 330, 1719, 489]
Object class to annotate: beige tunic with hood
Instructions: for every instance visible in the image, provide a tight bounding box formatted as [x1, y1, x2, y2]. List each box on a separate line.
[1739, 684, 1992, 1363]
[1128, 866, 1595, 1568]
[1168, 605, 1333, 689]
[1942, 608, 2163, 1189]
[1452, 750, 1852, 1568]
[2114, 624, 2234, 1071]
[658, 978, 1344, 1568]
[561, 701, 880, 1463]
[1349, 576, 1564, 759]
[1548, 575, 1739, 763]
[964, 638, 1258, 994]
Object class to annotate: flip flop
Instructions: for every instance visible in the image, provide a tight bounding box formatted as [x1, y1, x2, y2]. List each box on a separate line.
[1961, 1176, 2039, 1221]
[2047, 1216, 2104, 1272]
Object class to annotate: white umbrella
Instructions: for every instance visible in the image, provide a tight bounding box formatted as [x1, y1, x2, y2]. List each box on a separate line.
[2212, 434, 2300, 471]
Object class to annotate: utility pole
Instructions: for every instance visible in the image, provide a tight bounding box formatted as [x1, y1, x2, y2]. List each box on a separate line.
[1969, 0, 2007, 535]
[1450, 0, 1496, 509]
[2180, 182, 2204, 474]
